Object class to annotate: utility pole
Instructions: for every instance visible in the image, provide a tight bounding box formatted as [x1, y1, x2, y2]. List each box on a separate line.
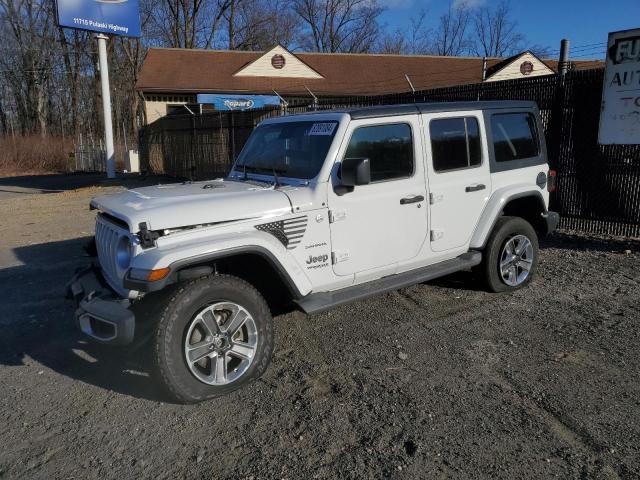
[481, 57, 488, 81]
[559, 39, 570, 76]
[96, 33, 115, 178]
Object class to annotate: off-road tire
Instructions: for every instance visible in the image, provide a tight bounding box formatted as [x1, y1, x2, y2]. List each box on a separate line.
[153, 274, 273, 403]
[482, 216, 539, 293]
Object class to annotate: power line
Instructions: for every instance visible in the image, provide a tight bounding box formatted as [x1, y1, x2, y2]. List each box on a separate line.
[570, 50, 606, 59]
[543, 41, 607, 56]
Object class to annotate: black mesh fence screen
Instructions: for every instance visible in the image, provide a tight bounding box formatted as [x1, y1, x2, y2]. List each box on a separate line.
[139, 69, 640, 237]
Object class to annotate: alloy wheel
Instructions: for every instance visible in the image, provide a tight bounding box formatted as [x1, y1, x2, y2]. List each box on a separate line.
[183, 302, 258, 385]
[499, 234, 534, 287]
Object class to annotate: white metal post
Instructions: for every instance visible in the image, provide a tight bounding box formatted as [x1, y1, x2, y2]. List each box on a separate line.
[96, 34, 115, 178]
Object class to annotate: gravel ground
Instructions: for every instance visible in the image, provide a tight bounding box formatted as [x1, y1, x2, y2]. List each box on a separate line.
[1, 175, 639, 479]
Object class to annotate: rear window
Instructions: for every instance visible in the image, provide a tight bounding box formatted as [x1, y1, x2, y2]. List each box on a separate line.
[490, 113, 539, 162]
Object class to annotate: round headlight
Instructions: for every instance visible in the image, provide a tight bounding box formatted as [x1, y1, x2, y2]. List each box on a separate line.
[116, 236, 132, 269]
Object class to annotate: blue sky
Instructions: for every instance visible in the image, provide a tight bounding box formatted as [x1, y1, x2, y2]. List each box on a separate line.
[379, 0, 640, 59]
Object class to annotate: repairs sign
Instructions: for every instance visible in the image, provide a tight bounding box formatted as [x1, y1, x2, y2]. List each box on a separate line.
[55, 0, 141, 37]
[599, 28, 640, 145]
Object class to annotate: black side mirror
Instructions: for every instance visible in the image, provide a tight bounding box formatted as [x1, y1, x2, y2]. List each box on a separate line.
[341, 157, 371, 187]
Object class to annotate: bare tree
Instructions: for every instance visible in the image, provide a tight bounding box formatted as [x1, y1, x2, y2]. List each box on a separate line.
[472, 1, 524, 57]
[430, 1, 471, 56]
[57, 28, 91, 137]
[0, 0, 57, 135]
[378, 11, 431, 55]
[223, 0, 300, 50]
[528, 44, 554, 58]
[292, 0, 384, 53]
[146, 0, 230, 49]
[377, 28, 407, 55]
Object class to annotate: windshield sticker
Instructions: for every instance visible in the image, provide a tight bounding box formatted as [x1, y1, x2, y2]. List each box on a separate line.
[308, 123, 336, 136]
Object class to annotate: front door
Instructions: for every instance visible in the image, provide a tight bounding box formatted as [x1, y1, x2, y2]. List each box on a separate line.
[328, 116, 428, 276]
[423, 111, 491, 252]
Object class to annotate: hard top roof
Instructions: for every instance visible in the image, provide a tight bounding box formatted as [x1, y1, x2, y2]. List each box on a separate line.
[302, 100, 538, 120]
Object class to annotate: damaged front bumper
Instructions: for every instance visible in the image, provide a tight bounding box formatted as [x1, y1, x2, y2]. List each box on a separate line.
[66, 265, 135, 346]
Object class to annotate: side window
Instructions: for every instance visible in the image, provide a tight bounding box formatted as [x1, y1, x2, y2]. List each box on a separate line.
[490, 113, 539, 162]
[344, 123, 413, 182]
[430, 117, 481, 172]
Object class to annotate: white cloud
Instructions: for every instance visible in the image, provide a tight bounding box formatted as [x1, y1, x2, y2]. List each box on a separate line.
[378, 0, 416, 7]
[453, 0, 486, 8]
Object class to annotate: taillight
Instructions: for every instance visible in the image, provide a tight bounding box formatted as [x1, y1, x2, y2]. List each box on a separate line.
[547, 170, 557, 193]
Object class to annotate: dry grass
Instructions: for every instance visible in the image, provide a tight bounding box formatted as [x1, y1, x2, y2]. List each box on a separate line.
[0, 135, 73, 176]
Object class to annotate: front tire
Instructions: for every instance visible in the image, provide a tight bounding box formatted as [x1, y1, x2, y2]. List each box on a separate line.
[154, 274, 273, 403]
[482, 216, 539, 293]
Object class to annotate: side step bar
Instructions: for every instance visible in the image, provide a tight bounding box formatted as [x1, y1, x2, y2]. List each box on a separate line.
[295, 251, 482, 314]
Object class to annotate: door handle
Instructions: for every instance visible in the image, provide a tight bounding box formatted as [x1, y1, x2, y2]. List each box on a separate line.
[400, 195, 425, 205]
[465, 184, 486, 193]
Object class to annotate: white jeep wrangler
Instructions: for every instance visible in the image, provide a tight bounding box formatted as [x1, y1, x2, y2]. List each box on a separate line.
[68, 101, 558, 403]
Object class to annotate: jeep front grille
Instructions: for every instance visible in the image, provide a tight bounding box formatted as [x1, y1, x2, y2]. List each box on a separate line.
[95, 214, 127, 291]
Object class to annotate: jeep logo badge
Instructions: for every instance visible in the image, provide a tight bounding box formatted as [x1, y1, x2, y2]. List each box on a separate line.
[306, 254, 329, 265]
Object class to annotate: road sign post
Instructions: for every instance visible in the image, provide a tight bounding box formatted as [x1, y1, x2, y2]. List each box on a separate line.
[96, 34, 115, 178]
[55, 0, 141, 178]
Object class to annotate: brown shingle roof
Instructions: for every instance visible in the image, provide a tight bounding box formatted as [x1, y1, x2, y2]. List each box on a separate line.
[137, 48, 504, 96]
[136, 47, 603, 97]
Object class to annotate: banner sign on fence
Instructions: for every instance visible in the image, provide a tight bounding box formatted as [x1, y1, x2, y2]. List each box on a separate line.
[55, 0, 141, 37]
[197, 94, 281, 111]
[599, 28, 640, 145]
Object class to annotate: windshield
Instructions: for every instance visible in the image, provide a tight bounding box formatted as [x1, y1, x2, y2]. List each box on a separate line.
[234, 120, 339, 180]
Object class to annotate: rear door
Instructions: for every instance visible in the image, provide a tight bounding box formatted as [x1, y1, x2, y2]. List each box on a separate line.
[328, 115, 428, 276]
[423, 111, 491, 252]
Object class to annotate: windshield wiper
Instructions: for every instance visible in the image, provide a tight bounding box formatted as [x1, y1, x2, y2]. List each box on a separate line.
[232, 164, 288, 186]
[271, 166, 281, 189]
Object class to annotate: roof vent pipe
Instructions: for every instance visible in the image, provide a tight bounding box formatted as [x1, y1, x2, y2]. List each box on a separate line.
[559, 39, 570, 75]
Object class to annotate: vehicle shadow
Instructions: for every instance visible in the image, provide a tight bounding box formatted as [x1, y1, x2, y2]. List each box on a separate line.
[541, 231, 640, 252]
[425, 268, 488, 292]
[0, 237, 170, 402]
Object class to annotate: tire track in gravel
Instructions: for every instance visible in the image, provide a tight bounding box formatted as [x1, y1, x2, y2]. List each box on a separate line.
[393, 285, 501, 325]
[493, 370, 624, 480]
[466, 336, 625, 479]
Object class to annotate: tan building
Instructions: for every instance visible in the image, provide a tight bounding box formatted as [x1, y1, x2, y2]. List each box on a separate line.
[136, 45, 582, 124]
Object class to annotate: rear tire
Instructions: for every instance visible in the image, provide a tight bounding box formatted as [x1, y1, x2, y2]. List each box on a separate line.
[482, 216, 539, 293]
[153, 274, 273, 403]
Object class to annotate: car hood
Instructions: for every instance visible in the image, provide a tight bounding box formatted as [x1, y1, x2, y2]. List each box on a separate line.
[90, 179, 293, 232]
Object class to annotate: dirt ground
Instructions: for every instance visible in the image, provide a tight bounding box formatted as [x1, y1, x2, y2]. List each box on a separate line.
[1, 174, 639, 479]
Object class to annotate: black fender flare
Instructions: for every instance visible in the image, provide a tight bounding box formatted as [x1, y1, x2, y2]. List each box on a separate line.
[124, 246, 304, 299]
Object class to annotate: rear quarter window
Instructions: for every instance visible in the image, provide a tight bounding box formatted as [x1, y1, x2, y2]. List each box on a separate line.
[490, 113, 539, 162]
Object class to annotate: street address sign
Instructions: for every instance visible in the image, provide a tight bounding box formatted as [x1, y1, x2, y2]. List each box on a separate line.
[598, 28, 640, 145]
[55, 0, 141, 37]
